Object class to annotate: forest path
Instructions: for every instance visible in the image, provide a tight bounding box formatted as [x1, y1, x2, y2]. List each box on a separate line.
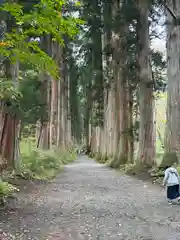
[1, 155, 180, 239]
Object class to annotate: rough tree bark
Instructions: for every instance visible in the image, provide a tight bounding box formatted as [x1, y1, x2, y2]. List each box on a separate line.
[0, 18, 20, 172]
[37, 36, 51, 149]
[127, 85, 134, 163]
[0, 59, 20, 172]
[50, 41, 58, 149]
[11, 60, 21, 173]
[137, 0, 155, 166]
[49, 76, 58, 148]
[165, 1, 180, 159]
[110, 1, 129, 167]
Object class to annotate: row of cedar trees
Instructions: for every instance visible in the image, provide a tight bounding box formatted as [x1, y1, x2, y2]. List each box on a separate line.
[83, 0, 180, 167]
[36, 37, 72, 151]
[0, 0, 180, 173]
[0, 35, 73, 173]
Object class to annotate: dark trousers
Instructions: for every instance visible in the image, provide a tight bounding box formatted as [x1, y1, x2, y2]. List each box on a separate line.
[167, 184, 180, 200]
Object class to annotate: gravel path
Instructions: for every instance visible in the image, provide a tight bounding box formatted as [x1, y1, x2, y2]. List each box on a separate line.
[1, 155, 180, 239]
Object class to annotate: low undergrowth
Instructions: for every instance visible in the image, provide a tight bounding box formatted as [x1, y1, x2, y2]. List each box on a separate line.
[111, 162, 180, 184]
[0, 140, 77, 204]
[0, 180, 19, 205]
[92, 151, 164, 183]
[90, 150, 180, 185]
[20, 147, 76, 180]
[89, 152, 111, 164]
[122, 163, 156, 182]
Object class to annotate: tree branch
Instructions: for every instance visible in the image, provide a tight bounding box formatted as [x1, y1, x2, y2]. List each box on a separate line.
[160, 0, 177, 20]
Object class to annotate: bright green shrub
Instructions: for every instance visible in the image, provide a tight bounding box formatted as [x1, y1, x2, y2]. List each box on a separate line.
[20, 145, 77, 180]
[0, 181, 19, 204]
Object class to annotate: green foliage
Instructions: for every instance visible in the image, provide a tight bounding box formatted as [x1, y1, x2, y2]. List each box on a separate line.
[124, 163, 151, 177]
[149, 166, 164, 175]
[151, 50, 167, 93]
[0, 180, 19, 204]
[150, 164, 180, 185]
[109, 155, 121, 169]
[176, 165, 180, 175]
[109, 154, 128, 169]
[0, 79, 22, 117]
[88, 151, 96, 159]
[20, 140, 77, 180]
[0, 0, 83, 77]
[19, 70, 47, 123]
[0, 79, 21, 100]
[94, 152, 102, 162]
[21, 150, 62, 179]
[97, 153, 109, 164]
[124, 163, 137, 174]
[79, 0, 104, 128]
[0, 70, 47, 123]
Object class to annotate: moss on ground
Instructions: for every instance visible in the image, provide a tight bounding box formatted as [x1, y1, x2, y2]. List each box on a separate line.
[159, 152, 178, 168]
[109, 155, 120, 169]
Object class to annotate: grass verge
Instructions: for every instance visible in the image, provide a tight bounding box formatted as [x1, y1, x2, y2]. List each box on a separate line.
[0, 180, 19, 205]
[92, 151, 165, 184]
[20, 146, 76, 180]
[0, 140, 77, 204]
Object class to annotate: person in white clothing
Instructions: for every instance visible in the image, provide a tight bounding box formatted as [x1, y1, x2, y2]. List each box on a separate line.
[163, 165, 180, 204]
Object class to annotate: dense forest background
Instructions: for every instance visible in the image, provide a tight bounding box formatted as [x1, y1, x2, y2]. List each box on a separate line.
[0, 0, 180, 194]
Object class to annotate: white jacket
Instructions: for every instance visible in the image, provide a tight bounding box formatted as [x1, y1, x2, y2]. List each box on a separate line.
[163, 167, 180, 186]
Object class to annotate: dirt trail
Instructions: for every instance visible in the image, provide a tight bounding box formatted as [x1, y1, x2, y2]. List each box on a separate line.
[1, 155, 180, 239]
